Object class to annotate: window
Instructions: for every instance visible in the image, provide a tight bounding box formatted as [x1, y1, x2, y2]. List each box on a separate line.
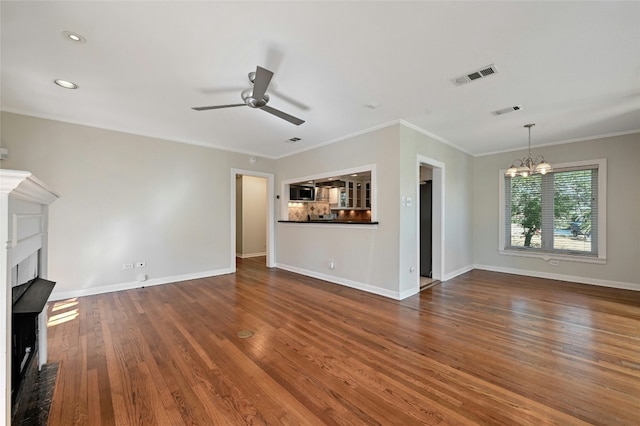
[499, 159, 606, 263]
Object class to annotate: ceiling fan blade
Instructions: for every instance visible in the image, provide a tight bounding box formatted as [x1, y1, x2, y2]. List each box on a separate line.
[261, 105, 305, 126]
[270, 88, 311, 111]
[192, 104, 246, 111]
[252, 66, 273, 101]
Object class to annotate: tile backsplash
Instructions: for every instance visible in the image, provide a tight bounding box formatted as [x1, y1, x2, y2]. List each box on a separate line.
[288, 202, 330, 221]
[288, 203, 372, 222]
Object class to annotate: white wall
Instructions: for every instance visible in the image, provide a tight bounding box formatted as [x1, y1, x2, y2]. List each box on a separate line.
[275, 124, 403, 298]
[3, 111, 636, 302]
[473, 133, 640, 290]
[1, 112, 277, 299]
[275, 122, 476, 299]
[399, 124, 475, 293]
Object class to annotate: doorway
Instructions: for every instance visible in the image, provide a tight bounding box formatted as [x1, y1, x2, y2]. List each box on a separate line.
[236, 175, 267, 262]
[230, 169, 275, 271]
[416, 156, 444, 291]
[420, 179, 433, 281]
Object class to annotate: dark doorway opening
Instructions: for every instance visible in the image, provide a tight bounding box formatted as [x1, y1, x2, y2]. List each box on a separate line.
[420, 180, 433, 279]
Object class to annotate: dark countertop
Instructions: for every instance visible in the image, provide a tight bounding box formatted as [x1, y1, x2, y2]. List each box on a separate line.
[278, 220, 379, 225]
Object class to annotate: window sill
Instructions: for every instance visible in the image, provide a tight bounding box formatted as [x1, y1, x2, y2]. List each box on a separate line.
[499, 249, 606, 265]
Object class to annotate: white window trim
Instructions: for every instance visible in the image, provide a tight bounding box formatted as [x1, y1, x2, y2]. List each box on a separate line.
[498, 158, 607, 264]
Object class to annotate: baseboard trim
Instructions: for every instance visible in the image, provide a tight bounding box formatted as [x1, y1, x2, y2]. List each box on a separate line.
[443, 264, 474, 282]
[474, 264, 640, 292]
[276, 263, 406, 300]
[398, 287, 420, 300]
[50, 267, 235, 301]
[236, 252, 267, 259]
[50, 262, 636, 303]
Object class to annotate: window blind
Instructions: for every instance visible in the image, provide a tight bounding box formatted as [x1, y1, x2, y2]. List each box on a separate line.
[504, 164, 599, 256]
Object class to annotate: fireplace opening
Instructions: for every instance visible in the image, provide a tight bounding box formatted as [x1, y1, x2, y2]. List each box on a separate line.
[12, 290, 38, 402]
[10, 251, 56, 409]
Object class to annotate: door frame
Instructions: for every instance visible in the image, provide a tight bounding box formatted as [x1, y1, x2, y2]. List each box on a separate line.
[230, 169, 275, 271]
[416, 156, 444, 285]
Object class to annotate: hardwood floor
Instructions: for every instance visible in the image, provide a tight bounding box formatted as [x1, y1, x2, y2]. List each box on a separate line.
[46, 258, 640, 425]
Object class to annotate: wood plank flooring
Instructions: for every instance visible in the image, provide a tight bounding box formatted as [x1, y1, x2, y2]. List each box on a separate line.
[46, 258, 640, 425]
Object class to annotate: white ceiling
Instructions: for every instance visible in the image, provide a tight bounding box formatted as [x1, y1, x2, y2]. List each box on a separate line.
[2, 1, 639, 159]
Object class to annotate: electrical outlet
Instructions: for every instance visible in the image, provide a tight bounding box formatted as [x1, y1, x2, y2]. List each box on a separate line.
[122, 263, 134, 270]
[135, 261, 146, 268]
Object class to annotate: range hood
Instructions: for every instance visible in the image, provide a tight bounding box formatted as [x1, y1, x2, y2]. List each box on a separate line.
[315, 180, 345, 188]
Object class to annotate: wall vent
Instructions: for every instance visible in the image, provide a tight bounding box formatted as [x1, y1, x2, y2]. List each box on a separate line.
[285, 137, 301, 143]
[452, 64, 499, 86]
[491, 105, 522, 116]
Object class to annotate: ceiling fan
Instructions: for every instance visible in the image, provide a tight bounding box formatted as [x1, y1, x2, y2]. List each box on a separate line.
[192, 66, 305, 126]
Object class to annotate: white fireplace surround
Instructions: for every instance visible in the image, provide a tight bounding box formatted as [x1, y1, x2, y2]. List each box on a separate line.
[0, 169, 58, 425]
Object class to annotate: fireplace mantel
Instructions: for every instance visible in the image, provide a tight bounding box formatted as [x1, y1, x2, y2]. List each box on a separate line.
[0, 169, 59, 425]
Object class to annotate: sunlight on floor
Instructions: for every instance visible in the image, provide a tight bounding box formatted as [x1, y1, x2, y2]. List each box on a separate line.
[51, 298, 78, 312]
[48, 299, 79, 327]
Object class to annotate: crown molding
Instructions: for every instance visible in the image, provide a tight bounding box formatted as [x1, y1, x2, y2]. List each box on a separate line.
[0, 170, 59, 204]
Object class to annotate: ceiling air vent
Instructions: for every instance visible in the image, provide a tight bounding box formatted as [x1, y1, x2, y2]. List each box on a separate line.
[451, 64, 499, 86]
[491, 105, 523, 116]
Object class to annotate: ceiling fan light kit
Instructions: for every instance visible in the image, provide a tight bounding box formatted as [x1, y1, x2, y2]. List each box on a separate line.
[241, 87, 269, 108]
[192, 66, 305, 126]
[505, 124, 552, 178]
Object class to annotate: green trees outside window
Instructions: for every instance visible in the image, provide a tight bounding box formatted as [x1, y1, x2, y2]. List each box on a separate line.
[507, 168, 597, 255]
[510, 175, 541, 247]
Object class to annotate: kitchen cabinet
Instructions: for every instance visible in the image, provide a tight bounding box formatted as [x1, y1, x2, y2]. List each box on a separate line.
[365, 181, 371, 208]
[337, 179, 370, 209]
[339, 188, 347, 208]
[329, 187, 339, 206]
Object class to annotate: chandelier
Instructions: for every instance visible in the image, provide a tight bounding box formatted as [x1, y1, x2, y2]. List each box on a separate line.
[505, 123, 552, 177]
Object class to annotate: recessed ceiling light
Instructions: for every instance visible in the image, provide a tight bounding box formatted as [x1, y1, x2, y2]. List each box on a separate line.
[365, 103, 377, 109]
[54, 79, 79, 89]
[62, 31, 87, 44]
[351, 174, 358, 177]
